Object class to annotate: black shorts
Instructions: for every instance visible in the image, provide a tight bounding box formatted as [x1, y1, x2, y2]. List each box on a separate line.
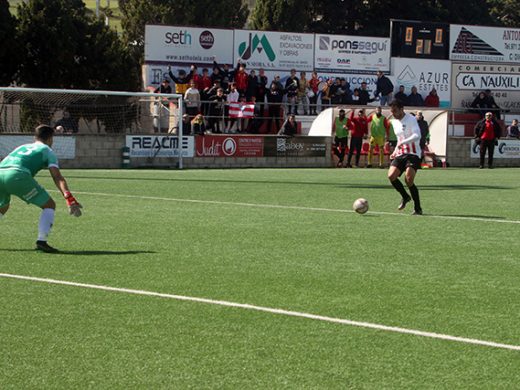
[391, 154, 421, 174]
[388, 140, 397, 147]
[334, 137, 348, 148]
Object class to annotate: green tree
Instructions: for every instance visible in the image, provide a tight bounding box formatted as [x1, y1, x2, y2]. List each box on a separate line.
[249, 0, 314, 32]
[16, 0, 138, 90]
[119, 0, 249, 59]
[488, 0, 520, 27]
[0, 0, 18, 85]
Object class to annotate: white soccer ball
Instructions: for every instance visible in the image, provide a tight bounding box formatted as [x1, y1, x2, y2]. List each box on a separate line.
[353, 198, 369, 214]
[56, 125, 64, 133]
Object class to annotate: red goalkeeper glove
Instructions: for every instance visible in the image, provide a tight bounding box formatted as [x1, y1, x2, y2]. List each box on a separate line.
[64, 191, 82, 217]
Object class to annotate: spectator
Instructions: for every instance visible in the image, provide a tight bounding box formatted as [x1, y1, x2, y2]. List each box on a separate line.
[367, 106, 390, 168]
[181, 114, 192, 135]
[474, 112, 501, 169]
[374, 71, 394, 105]
[351, 89, 360, 105]
[308, 71, 320, 115]
[168, 67, 192, 95]
[191, 114, 206, 135]
[471, 92, 488, 118]
[246, 69, 258, 101]
[278, 114, 298, 136]
[416, 111, 430, 158]
[212, 59, 234, 90]
[507, 119, 520, 138]
[332, 109, 349, 167]
[424, 88, 440, 107]
[234, 61, 248, 97]
[266, 82, 284, 133]
[394, 85, 409, 106]
[358, 82, 374, 106]
[285, 69, 299, 115]
[246, 96, 263, 134]
[330, 77, 342, 105]
[55, 110, 79, 134]
[199, 68, 212, 92]
[346, 108, 369, 168]
[154, 78, 172, 94]
[184, 81, 201, 117]
[256, 68, 268, 113]
[207, 87, 226, 133]
[199, 68, 213, 116]
[408, 86, 424, 107]
[340, 79, 352, 104]
[321, 79, 333, 110]
[210, 64, 223, 86]
[190, 65, 201, 91]
[225, 82, 240, 133]
[297, 71, 309, 115]
[272, 75, 283, 92]
[484, 89, 501, 119]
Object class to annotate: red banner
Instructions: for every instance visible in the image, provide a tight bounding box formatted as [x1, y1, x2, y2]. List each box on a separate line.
[195, 135, 264, 157]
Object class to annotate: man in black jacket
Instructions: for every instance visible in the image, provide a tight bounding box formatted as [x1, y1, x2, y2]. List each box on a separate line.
[358, 82, 374, 106]
[374, 71, 394, 106]
[474, 112, 502, 169]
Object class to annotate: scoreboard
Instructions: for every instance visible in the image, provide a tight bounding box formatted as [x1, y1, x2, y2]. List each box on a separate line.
[391, 20, 450, 60]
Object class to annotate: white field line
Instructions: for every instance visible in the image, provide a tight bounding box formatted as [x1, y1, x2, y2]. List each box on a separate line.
[1, 273, 519, 352]
[56, 190, 520, 225]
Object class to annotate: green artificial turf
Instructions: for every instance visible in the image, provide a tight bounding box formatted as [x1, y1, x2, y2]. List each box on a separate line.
[1, 168, 519, 388]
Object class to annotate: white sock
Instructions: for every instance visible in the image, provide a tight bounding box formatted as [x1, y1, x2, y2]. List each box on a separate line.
[38, 208, 55, 242]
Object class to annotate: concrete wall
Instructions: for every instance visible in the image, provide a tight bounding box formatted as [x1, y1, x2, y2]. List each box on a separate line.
[58, 134, 333, 169]
[447, 137, 520, 167]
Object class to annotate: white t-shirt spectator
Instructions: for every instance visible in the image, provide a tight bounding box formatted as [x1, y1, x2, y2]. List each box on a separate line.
[184, 87, 201, 109]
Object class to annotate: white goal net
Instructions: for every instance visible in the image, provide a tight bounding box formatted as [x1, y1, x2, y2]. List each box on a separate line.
[0, 87, 183, 134]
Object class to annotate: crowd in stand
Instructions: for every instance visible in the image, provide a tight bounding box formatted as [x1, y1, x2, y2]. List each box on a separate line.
[153, 60, 444, 135]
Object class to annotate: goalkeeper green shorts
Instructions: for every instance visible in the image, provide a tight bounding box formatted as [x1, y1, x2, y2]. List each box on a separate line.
[0, 168, 51, 208]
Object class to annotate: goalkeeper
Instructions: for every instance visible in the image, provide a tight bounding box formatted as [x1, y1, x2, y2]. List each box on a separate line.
[0, 125, 82, 253]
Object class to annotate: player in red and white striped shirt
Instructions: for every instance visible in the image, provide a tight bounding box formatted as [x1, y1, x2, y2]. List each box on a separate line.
[387, 100, 423, 215]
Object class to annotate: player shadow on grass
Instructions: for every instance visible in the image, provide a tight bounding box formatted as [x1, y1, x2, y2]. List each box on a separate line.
[0, 249, 157, 255]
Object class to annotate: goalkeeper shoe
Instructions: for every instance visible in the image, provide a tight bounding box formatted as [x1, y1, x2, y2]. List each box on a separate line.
[36, 240, 59, 253]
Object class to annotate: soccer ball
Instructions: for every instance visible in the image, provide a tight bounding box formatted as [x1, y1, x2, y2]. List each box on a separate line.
[353, 198, 369, 214]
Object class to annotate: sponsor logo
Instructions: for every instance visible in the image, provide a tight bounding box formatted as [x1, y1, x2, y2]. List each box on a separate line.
[319, 36, 330, 50]
[452, 27, 503, 57]
[199, 30, 214, 49]
[397, 65, 416, 82]
[164, 30, 192, 45]
[238, 33, 276, 61]
[222, 138, 237, 156]
[327, 39, 387, 54]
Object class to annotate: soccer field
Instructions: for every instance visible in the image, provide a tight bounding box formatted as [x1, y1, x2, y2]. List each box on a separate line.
[1, 168, 519, 388]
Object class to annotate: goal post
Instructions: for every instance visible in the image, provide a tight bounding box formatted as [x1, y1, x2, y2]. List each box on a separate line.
[0, 87, 185, 169]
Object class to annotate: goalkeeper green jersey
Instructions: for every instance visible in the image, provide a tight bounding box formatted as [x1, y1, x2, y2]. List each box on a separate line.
[0, 142, 59, 177]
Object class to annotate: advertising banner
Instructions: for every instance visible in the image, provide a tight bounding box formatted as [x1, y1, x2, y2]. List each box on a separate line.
[233, 30, 314, 71]
[145, 25, 234, 65]
[450, 24, 520, 63]
[314, 34, 390, 73]
[126, 135, 194, 158]
[470, 139, 520, 159]
[391, 20, 450, 60]
[0, 136, 76, 159]
[264, 137, 327, 157]
[195, 135, 264, 157]
[391, 58, 451, 107]
[451, 62, 520, 110]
